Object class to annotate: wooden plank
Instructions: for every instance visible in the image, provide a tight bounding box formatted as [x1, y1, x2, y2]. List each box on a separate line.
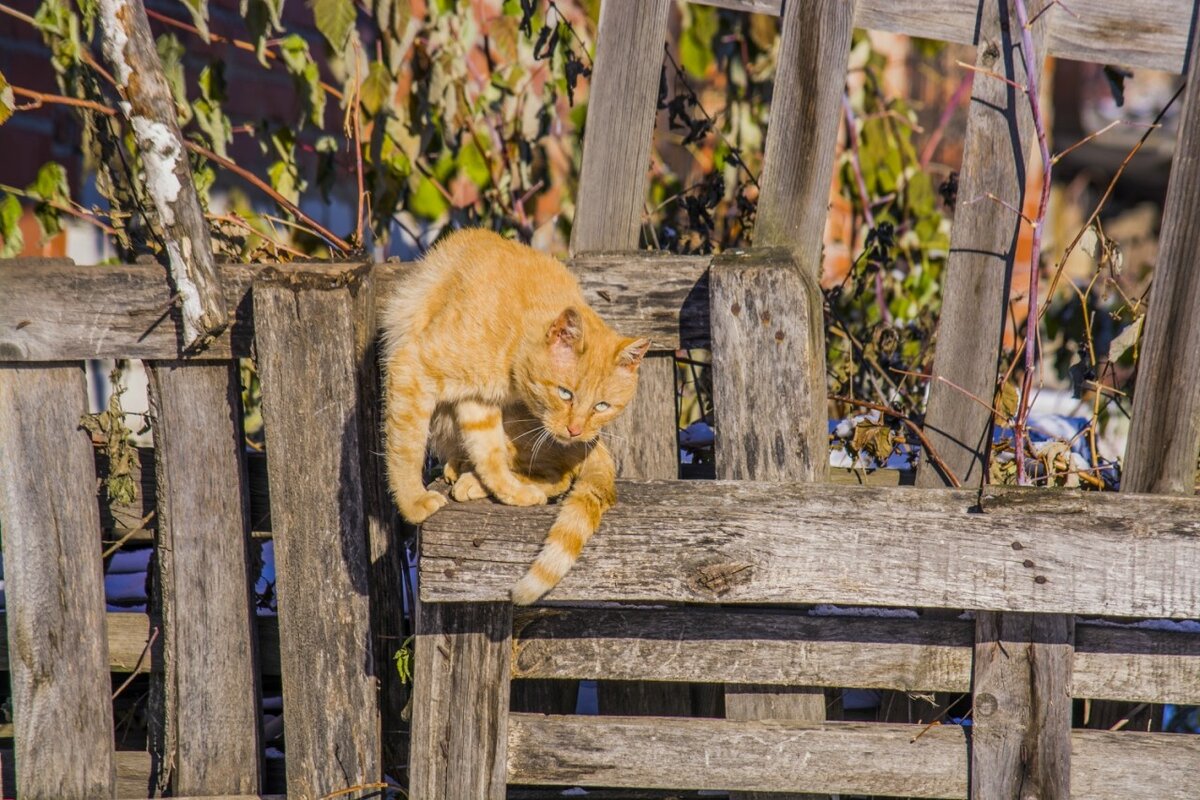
[0, 363, 117, 799]
[97, 0, 226, 350]
[753, 0, 856, 277]
[508, 715, 969, 797]
[420, 481, 1200, 617]
[971, 612, 1073, 799]
[916, 0, 1048, 488]
[1074, 623, 1200, 704]
[253, 278, 379, 797]
[711, 249, 827, 481]
[513, 608, 973, 691]
[1070, 729, 1200, 799]
[410, 602, 512, 800]
[1122, 21, 1200, 495]
[691, 0, 1192, 74]
[0, 256, 709, 360]
[144, 361, 261, 794]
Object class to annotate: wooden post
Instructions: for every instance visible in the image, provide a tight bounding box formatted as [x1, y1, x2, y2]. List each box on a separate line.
[1122, 19, 1200, 495]
[711, 249, 829, 799]
[0, 363, 116, 799]
[971, 612, 1073, 799]
[409, 602, 513, 799]
[253, 275, 380, 797]
[720, 1, 855, 795]
[915, 0, 1048, 488]
[145, 360, 261, 795]
[97, 0, 227, 351]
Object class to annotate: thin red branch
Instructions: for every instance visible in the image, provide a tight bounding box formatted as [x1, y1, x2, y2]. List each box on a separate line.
[830, 394, 963, 488]
[842, 93, 891, 326]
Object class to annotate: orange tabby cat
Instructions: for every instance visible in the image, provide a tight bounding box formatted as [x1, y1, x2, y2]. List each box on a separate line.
[380, 229, 650, 604]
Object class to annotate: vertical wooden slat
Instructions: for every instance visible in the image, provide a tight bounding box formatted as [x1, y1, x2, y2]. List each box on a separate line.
[569, 0, 686, 718]
[410, 602, 513, 800]
[971, 612, 1073, 799]
[721, 2, 855, 795]
[711, 250, 829, 799]
[754, 0, 857, 273]
[0, 363, 116, 800]
[145, 360, 261, 795]
[349, 272, 410, 773]
[916, 0, 1048, 488]
[1122, 23, 1200, 495]
[253, 279, 380, 797]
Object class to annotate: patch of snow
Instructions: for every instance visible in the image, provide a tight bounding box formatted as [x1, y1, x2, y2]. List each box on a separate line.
[809, 604, 919, 619]
[99, 0, 133, 85]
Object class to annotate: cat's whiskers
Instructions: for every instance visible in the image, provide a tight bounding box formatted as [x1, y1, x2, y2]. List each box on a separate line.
[529, 427, 554, 472]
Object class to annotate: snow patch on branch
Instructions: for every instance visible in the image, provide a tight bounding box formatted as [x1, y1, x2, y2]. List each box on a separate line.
[130, 116, 183, 226]
[165, 240, 205, 344]
[98, 0, 134, 86]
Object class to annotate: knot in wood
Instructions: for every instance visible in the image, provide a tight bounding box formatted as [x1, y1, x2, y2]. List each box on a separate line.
[975, 692, 998, 717]
[0, 341, 28, 360]
[686, 560, 754, 598]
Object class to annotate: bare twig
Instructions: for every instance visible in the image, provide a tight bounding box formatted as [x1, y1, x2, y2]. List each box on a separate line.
[830, 394, 963, 488]
[955, 60, 1028, 94]
[112, 625, 160, 699]
[102, 511, 155, 558]
[0, 2, 36, 25]
[10, 85, 118, 116]
[318, 782, 390, 800]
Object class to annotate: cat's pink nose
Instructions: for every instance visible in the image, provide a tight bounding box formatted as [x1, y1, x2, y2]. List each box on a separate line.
[567, 424, 583, 437]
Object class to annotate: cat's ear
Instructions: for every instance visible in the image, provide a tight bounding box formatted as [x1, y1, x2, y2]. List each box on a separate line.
[547, 308, 583, 359]
[617, 337, 652, 370]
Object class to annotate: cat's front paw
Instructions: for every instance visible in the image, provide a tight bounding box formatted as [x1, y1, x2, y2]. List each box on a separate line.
[496, 483, 548, 507]
[450, 471, 489, 502]
[400, 490, 449, 524]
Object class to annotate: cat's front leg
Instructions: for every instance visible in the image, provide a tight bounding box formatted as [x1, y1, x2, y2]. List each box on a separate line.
[455, 400, 548, 507]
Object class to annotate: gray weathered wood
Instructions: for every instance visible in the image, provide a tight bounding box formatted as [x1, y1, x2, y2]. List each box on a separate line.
[145, 360, 261, 795]
[97, 0, 225, 350]
[711, 249, 828, 482]
[570, 0, 672, 254]
[410, 602, 512, 800]
[253, 279, 379, 797]
[0, 364, 117, 799]
[605, 353, 678, 479]
[971, 612, 1073, 800]
[506, 714, 1200, 798]
[0, 256, 708, 360]
[754, 0, 855, 276]
[508, 715, 969, 797]
[1122, 21, 1200, 495]
[421, 481, 1200, 617]
[692, 0, 1192, 74]
[917, 0, 1048, 488]
[513, 608, 973, 691]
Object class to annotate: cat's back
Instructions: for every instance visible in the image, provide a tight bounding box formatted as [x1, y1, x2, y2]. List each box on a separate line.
[381, 229, 581, 354]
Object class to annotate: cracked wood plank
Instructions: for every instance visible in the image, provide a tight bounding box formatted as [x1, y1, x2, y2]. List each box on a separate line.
[97, 0, 226, 351]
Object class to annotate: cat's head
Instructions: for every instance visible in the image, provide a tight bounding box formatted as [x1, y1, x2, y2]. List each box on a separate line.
[519, 307, 651, 445]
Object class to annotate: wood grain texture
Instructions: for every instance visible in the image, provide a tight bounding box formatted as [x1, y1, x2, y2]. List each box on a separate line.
[753, 0, 855, 272]
[1122, 22, 1200, 495]
[604, 353, 679, 479]
[0, 364, 117, 799]
[692, 0, 1193, 73]
[97, 0, 225, 349]
[513, 607, 974, 691]
[252, 280, 380, 797]
[420, 481, 1200, 617]
[409, 602, 512, 800]
[508, 715, 969, 798]
[711, 249, 828, 482]
[971, 612, 1073, 800]
[145, 361, 261, 795]
[0, 256, 708, 358]
[917, 0, 1048, 489]
[569, 0, 672, 253]
[1070, 729, 1200, 799]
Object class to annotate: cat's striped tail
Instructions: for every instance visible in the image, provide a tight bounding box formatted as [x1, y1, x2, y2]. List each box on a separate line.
[511, 452, 615, 605]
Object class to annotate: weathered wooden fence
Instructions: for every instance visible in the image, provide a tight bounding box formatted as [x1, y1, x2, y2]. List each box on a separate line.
[1, 0, 1199, 799]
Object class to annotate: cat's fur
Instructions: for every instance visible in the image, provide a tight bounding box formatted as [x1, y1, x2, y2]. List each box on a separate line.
[380, 229, 650, 604]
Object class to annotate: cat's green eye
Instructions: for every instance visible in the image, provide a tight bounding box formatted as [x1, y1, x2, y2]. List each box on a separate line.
[594, 401, 610, 412]
[557, 387, 573, 401]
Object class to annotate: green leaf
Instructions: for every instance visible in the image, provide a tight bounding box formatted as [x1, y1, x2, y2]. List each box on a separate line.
[458, 137, 491, 188]
[359, 61, 392, 116]
[315, 135, 338, 201]
[0, 71, 13, 127]
[679, 5, 718, 77]
[243, 0, 286, 65]
[27, 162, 69, 239]
[278, 33, 310, 73]
[176, 0, 210, 41]
[199, 61, 227, 103]
[156, 34, 191, 124]
[309, 0, 357, 53]
[278, 35, 326, 127]
[268, 160, 301, 204]
[0, 194, 23, 257]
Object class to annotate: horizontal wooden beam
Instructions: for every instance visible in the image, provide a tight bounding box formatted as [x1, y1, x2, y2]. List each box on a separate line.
[0, 612, 280, 676]
[421, 481, 1200, 618]
[507, 714, 1200, 798]
[513, 608, 1200, 704]
[690, 0, 1192, 74]
[0, 254, 710, 361]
